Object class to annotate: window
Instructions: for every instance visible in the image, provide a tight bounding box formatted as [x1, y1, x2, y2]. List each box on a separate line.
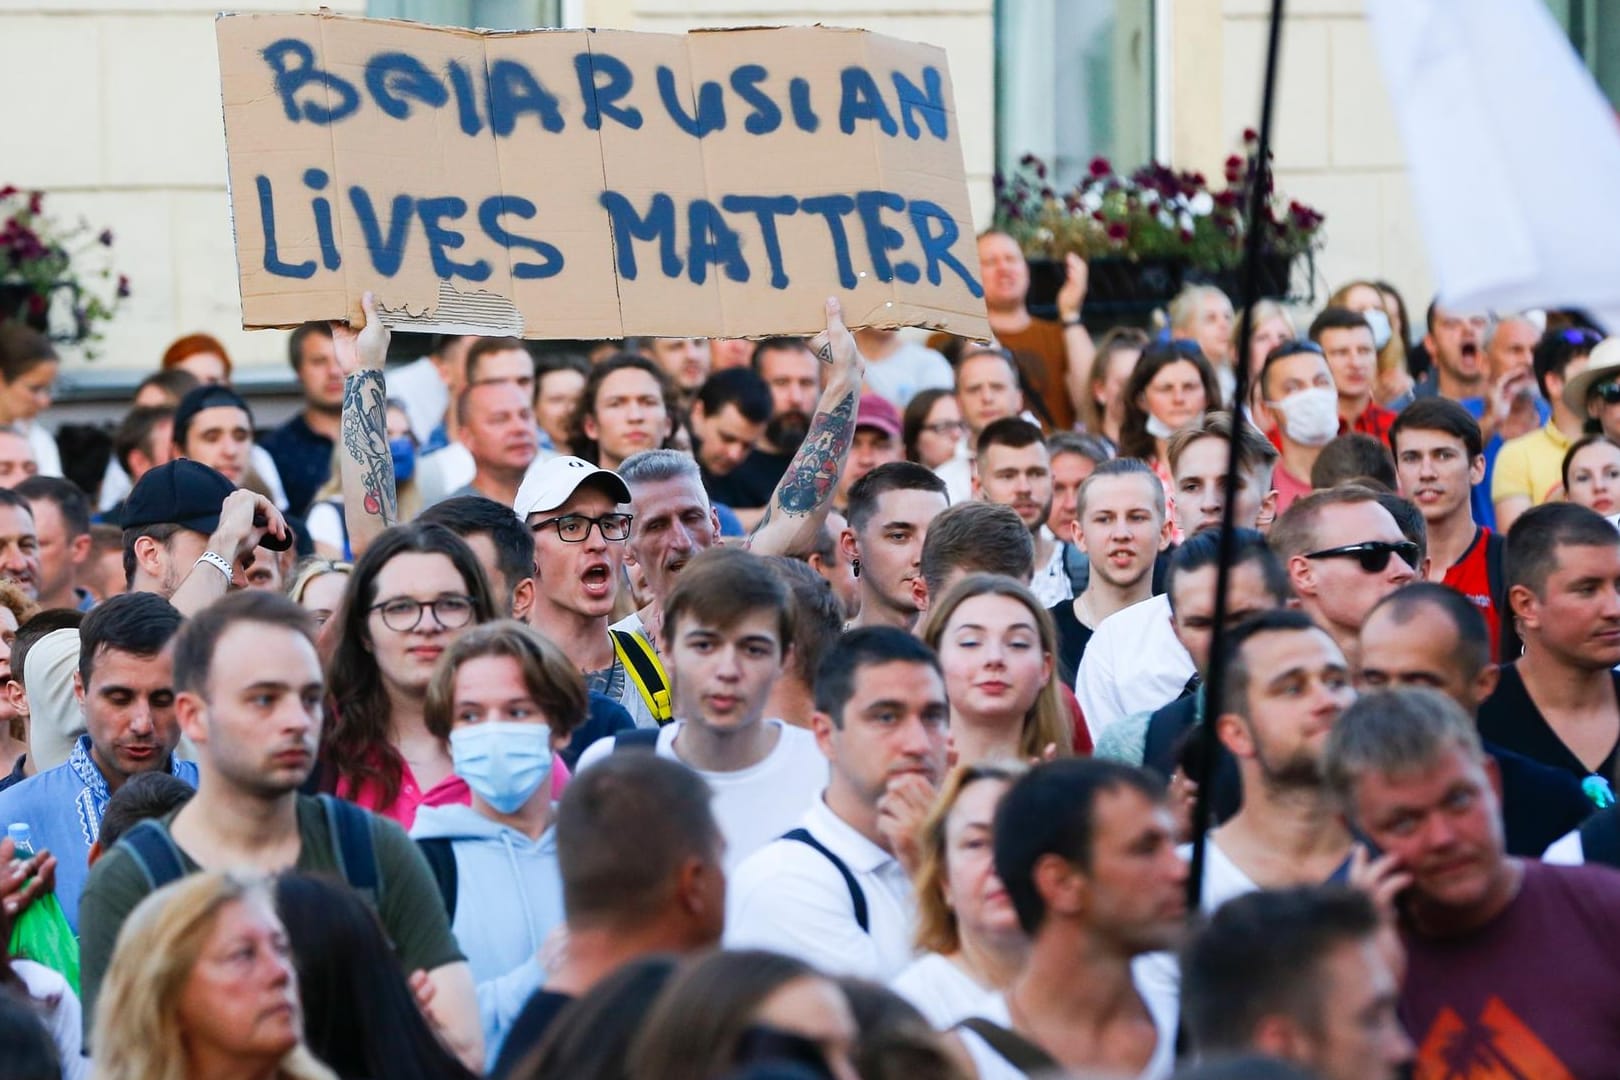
[1548, 0, 1620, 106]
[366, 0, 559, 31]
[995, 0, 1156, 189]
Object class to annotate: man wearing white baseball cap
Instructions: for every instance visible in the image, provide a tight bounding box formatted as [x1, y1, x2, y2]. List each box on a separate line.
[509, 456, 660, 725]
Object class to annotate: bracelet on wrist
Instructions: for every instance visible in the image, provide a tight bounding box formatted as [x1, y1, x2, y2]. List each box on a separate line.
[196, 550, 234, 584]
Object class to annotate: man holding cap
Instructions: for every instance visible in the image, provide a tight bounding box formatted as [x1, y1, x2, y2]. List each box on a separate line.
[121, 459, 291, 617]
[510, 456, 658, 725]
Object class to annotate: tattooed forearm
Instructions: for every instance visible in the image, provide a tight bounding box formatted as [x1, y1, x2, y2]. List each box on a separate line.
[341, 371, 398, 528]
[769, 390, 856, 518]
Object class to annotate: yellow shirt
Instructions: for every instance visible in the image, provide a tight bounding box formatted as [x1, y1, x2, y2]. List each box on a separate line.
[1491, 421, 1573, 507]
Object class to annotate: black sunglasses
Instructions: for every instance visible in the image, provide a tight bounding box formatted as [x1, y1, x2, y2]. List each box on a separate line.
[1593, 380, 1620, 405]
[1303, 540, 1420, 573]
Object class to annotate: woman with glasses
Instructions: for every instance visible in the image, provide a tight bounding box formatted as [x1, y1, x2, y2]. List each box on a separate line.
[902, 388, 971, 503]
[322, 522, 499, 827]
[891, 762, 1027, 1028]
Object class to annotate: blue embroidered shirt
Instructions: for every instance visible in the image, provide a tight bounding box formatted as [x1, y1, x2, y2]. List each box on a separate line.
[0, 735, 197, 933]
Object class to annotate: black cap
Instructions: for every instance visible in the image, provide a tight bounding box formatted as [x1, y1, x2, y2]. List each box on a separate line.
[172, 385, 254, 448]
[120, 459, 293, 551]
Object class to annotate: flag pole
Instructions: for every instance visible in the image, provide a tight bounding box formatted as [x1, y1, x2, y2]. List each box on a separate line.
[1185, 0, 1288, 913]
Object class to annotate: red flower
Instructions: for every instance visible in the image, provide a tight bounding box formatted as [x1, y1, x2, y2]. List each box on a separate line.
[1243, 127, 1259, 143]
[116, 274, 130, 298]
[1089, 156, 1112, 178]
[1091, 210, 1107, 223]
[1224, 155, 1244, 182]
[1105, 222, 1129, 242]
[26, 192, 42, 215]
[25, 294, 46, 318]
[0, 186, 16, 200]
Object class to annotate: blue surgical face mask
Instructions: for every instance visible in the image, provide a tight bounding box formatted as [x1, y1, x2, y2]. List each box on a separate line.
[1361, 307, 1393, 351]
[389, 436, 417, 485]
[449, 721, 553, 814]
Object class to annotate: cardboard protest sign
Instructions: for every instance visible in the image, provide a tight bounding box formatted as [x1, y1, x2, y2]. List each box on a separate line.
[215, 13, 990, 339]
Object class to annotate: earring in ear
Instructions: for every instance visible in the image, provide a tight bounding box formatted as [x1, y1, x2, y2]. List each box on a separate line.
[851, 558, 861, 578]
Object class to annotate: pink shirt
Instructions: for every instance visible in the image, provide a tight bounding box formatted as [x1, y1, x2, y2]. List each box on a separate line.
[337, 753, 573, 829]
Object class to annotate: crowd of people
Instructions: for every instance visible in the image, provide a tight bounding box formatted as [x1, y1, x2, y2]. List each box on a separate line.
[2, 224, 1620, 1080]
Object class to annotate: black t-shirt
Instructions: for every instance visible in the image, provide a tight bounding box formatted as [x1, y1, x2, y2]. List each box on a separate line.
[492, 989, 575, 1078]
[1486, 740, 1595, 857]
[1047, 599, 1094, 690]
[701, 447, 792, 510]
[1477, 663, 1620, 785]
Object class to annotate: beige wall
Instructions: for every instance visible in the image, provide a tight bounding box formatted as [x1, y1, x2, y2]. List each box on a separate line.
[2, 0, 1430, 375]
[1171, 0, 1433, 320]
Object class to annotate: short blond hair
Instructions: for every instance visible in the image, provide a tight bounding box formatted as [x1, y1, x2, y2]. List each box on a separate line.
[94, 870, 336, 1080]
[913, 762, 1027, 954]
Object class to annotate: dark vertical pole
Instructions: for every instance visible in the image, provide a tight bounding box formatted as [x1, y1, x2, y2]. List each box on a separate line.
[1186, 0, 1288, 912]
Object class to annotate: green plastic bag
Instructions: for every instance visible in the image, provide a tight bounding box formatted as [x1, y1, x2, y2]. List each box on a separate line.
[6, 823, 80, 994]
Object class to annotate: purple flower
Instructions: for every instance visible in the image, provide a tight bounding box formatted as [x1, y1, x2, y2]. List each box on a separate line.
[116, 274, 130, 299]
[98, 229, 113, 247]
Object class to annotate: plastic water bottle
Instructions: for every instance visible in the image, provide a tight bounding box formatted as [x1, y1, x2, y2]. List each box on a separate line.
[6, 822, 80, 993]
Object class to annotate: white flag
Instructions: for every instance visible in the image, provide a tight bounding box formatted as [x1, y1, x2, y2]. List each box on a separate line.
[1366, 0, 1620, 329]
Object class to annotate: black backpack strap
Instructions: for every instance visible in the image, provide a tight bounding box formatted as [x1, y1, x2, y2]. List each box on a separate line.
[954, 1018, 1059, 1075]
[612, 728, 660, 752]
[319, 794, 381, 906]
[782, 827, 868, 933]
[119, 819, 187, 892]
[609, 629, 674, 725]
[415, 836, 459, 920]
[1578, 807, 1620, 868]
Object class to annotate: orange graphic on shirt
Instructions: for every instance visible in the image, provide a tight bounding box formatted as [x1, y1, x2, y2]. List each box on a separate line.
[1415, 996, 1574, 1080]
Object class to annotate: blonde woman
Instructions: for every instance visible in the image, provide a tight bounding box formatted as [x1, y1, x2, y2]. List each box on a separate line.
[1241, 300, 1297, 417]
[93, 870, 335, 1080]
[1329, 278, 1413, 406]
[285, 557, 351, 629]
[920, 574, 1072, 766]
[890, 763, 1027, 1027]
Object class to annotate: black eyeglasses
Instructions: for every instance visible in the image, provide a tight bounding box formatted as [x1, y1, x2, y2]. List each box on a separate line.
[922, 420, 967, 435]
[1303, 540, 1420, 574]
[1593, 381, 1620, 405]
[529, 512, 633, 543]
[369, 594, 475, 632]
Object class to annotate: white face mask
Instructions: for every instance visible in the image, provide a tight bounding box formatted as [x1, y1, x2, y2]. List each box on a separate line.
[1145, 412, 1203, 440]
[1362, 308, 1393, 351]
[1269, 386, 1340, 447]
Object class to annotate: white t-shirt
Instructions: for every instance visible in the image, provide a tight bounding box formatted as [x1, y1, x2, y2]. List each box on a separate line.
[864, 340, 954, 408]
[1028, 530, 1072, 608]
[934, 453, 973, 506]
[890, 952, 996, 1029]
[727, 796, 918, 980]
[575, 719, 828, 873]
[957, 974, 1176, 1080]
[1075, 594, 1195, 740]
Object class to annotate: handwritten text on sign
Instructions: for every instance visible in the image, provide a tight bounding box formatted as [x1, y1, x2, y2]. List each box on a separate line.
[216, 15, 990, 339]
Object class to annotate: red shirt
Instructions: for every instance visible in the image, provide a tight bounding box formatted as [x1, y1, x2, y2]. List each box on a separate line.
[1443, 526, 1503, 663]
[1350, 401, 1398, 445]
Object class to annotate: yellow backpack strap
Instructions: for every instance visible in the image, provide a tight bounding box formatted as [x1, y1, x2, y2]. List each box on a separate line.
[609, 628, 673, 725]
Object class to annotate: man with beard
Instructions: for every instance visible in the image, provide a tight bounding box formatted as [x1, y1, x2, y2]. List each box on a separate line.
[703, 338, 820, 514]
[975, 418, 1067, 607]
[77, 590, 480, 1065]
[1199, 609, 1359, 909]
[1327, 688, 1620, 1080]
[1050, 459, 1170, 686]
[689, 368, 771, 507]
